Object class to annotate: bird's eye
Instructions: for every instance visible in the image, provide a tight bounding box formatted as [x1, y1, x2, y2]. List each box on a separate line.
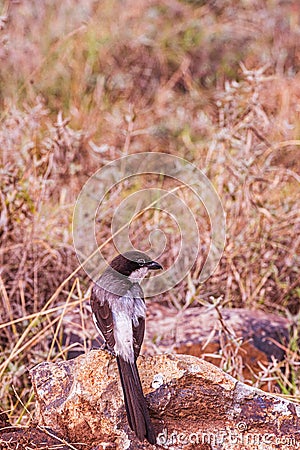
[137, 258, 145, 264]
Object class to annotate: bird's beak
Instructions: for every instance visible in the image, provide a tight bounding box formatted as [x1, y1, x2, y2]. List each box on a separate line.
[145, 260, 163, 270]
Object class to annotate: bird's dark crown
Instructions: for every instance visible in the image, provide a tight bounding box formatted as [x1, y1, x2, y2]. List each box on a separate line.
[110, 251, 162, 276]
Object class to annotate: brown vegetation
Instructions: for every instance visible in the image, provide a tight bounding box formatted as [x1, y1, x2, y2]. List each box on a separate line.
[0, 0, 299, 429]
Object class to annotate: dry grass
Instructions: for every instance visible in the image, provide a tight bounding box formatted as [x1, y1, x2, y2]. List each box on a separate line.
[0, 0, 300, 424]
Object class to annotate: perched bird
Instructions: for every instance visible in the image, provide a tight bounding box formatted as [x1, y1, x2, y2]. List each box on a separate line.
[90, 250, 162, 444]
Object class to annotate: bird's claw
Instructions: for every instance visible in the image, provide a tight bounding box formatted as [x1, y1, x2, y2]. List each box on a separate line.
[101, 342, 116, 357]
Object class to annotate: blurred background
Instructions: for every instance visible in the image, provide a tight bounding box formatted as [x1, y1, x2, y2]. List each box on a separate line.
[0, 0, 299, 425]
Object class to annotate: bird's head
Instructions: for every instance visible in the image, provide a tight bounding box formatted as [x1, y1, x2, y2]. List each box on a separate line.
[110, 251, 162, 280]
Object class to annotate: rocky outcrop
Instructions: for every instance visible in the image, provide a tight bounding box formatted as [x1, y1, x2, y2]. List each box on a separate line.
[145, 305, 290, 388]
[30, 350, 300, 450]
[0, 422, 70, 450]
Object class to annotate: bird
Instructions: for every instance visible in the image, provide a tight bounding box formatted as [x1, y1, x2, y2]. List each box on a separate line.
[90, 250, 162, 444]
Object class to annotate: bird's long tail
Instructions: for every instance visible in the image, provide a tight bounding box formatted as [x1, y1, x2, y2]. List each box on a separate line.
[116, 356, 156, 444]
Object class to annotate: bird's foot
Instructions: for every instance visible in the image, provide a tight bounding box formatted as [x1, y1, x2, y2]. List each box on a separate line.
[101, 342, 116, 357]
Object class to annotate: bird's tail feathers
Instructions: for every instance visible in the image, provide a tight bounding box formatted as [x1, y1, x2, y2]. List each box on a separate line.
[117, 356, 156, 444]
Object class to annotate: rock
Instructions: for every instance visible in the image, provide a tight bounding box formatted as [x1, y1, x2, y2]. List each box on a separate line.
[30, 350, 300, 450]
[0, 425, 71, 450]
[145, 305, 290, 388]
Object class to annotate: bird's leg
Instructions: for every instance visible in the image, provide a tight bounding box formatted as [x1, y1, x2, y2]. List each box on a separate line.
[101, 341, 116, 357]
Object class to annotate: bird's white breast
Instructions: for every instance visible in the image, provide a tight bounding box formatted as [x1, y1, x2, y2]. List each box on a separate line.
[111, 287, 146, 363]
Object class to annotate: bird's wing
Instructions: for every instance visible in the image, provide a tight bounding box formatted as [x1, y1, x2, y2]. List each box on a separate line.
[90, 283, 115, 349]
